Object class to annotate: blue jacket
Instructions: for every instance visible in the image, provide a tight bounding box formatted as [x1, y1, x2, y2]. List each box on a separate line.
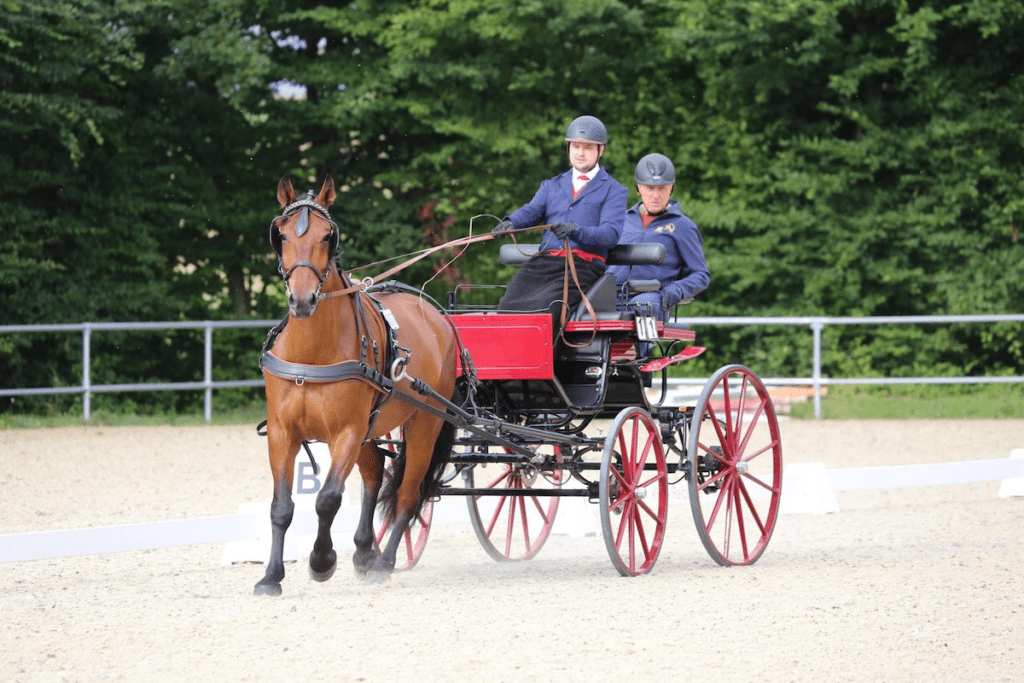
[607, 200, 711, 300]
[508, 167, 628, 259]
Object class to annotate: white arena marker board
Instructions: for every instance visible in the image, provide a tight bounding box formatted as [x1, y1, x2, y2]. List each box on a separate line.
[780, 462, 840, 514]
[998, 449, 1024, 498]
[829, 456, 1024, 491]
[1, 514, 260, 563]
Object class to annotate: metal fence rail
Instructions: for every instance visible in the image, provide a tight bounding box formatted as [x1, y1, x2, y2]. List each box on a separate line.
[0, 320, 277, 422]
[2, 314, 1022, 420]
[673, 313, 1024, 417]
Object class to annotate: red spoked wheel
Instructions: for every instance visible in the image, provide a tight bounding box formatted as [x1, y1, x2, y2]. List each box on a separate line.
[373, 430, 433, 571]
[687, 364, 783, 566]
[465, 448, 562, 562]
[599, 407, 669, 576]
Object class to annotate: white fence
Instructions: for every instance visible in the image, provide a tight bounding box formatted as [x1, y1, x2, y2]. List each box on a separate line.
[0, 320, 275, 421]
[672, 313, 1024, 417]
[2, 314, 1023, 420]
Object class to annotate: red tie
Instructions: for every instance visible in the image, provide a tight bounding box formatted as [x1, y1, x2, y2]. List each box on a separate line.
[574, 175, 589, 199]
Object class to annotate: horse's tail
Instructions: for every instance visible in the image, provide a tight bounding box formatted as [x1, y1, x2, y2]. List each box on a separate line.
[422, 416, 455, 503]
[377, 412, 455, 528]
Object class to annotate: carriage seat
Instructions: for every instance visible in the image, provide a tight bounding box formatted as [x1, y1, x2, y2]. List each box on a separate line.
[497, 243, 669, 321]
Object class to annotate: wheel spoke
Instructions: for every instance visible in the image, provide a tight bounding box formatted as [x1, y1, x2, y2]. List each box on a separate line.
[727, 374, 749, 452]
[736, 477, 767, 536]
[732, 478, 750, 561]
[697, 467, 728, 494]
[484, 494, 509, 537]
[741, 473, 778, 493]
[703, 475, 730, 530]
[696, 438, 730, 466]
[735, 396, 768, 457]
[515, 495, 533, 554]
[741, 437, 779, 464]
[704, 400, 730, 450]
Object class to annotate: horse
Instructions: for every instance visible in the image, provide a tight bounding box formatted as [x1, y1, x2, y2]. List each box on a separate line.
[254, 174, 457, 596]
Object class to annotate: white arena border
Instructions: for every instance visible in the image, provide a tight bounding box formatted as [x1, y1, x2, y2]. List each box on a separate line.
[3, 449, 1022, 563]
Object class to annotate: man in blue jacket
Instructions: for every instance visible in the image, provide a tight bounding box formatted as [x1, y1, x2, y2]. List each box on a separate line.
[492, 115, 629, 332]
[607, 152, 710, 321]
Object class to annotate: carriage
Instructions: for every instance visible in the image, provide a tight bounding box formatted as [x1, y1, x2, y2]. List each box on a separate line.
[254, 175, 782, 595]
[371, 242, 784, 577]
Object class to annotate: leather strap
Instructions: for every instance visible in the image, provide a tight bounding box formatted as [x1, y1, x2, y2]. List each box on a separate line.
[260, 350, 393, 390]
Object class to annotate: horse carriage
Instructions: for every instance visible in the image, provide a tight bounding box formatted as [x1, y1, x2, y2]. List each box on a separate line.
[254, 176, 782, 596]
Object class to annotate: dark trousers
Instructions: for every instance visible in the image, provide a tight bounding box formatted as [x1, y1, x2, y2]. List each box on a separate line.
[498, 253, 606, 336]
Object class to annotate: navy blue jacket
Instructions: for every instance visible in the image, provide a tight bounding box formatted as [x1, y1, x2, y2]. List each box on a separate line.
[607, 200, 711, 300]
[508, 167, 628, 259]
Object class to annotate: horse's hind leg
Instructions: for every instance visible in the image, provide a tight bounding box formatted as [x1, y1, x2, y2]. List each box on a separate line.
[366, 417, 442, 583]
[352, 441, 386, 576]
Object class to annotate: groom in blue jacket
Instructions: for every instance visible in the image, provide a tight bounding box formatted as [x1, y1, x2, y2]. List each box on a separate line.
[493, 115, 628, 332]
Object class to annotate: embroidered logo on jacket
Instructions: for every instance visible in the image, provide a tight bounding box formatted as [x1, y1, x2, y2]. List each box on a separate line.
[655, 224, 676, 233]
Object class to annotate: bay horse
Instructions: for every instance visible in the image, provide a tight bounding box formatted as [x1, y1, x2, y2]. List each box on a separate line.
[254, 174, 457, 596]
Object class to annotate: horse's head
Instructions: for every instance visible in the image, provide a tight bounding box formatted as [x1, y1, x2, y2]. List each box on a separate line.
[270, 175, 339, 319]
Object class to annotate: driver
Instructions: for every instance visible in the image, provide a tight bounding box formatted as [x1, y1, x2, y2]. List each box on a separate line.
[492, 115, 629, 332]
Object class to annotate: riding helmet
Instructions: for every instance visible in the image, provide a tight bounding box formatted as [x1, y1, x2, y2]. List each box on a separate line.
[635, 153, 676, 186]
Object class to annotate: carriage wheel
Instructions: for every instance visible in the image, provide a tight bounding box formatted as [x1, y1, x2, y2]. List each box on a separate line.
[373, 431, 434, 571]
[599, 407, 669, 576]
[687, 364, 782, 566]
[464, 448, 562, 562]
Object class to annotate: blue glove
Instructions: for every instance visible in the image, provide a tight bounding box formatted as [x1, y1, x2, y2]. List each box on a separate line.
[491, 219, 515, 237]
[550, 221, 577, 240]
[660, 283, 683, 313]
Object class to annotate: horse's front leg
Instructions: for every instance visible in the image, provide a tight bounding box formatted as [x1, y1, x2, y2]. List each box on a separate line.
[352, 441, 386, 577]
[307, 470, 342, 582]
[254, 447, 296, 596]
[308, 429, 361, 582]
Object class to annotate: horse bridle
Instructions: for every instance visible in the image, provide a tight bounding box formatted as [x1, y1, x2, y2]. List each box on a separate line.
[269, 191, 341, 299]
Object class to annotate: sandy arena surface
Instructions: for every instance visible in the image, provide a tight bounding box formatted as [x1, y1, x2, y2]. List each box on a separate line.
[2, 418, 1023, 682]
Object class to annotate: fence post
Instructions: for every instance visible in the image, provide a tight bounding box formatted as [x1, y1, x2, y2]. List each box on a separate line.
[82, 325, 92, 421]
[811, 319, 824, 419]
[204, 324, 213, 423]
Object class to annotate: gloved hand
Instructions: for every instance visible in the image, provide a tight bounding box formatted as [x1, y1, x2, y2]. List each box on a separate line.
[550, 221, 578, 240]
[660, 283, 683, 313]
[491, 219, 515, 237]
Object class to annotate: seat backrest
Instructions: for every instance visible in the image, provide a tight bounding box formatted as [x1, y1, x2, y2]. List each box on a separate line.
[498, 243, 666, 267]
[570, 273, 620, 321]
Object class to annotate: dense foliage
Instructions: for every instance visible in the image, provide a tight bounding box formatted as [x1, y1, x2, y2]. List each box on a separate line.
[1, 0, 1021, 415]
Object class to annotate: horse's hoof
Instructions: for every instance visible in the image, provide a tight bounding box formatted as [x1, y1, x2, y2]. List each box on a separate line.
[363, 569, 392, 585]
[352, 550, 380, 576]
[253, 581, 283, 597]
[309, 556, 338, 583]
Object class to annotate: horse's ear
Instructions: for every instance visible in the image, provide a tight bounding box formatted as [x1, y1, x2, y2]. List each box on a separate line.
[277, 176, 296, 208]
[318, 175, 336, 209]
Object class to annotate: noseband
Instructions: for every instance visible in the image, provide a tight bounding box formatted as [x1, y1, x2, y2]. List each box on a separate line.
[270, 192, 341, 300]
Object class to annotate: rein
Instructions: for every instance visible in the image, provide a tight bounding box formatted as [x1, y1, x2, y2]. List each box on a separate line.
[322, 226, 550, 299]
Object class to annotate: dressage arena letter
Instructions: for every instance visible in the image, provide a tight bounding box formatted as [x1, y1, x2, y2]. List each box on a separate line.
[295, 461, 322, 495]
